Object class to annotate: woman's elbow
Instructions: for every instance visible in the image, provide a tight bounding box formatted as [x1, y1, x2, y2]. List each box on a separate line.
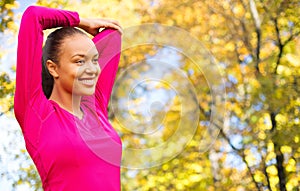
[21, 5, 40, 22]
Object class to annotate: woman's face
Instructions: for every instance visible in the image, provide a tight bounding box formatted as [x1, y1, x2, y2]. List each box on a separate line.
[56, 34, 100, 96]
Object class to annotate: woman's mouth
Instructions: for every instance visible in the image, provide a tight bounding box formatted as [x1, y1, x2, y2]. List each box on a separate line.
[78, 78, 96, 86]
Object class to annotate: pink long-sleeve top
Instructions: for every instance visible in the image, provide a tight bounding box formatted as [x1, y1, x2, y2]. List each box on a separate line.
[14, 6, 122, 191]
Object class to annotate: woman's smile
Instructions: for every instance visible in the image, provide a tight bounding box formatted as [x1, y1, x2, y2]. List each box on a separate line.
[78, 77, 97, 86]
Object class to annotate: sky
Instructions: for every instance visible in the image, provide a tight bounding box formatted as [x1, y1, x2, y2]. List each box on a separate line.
[0, 1, 37, 190]
[0, 0, 35, 76]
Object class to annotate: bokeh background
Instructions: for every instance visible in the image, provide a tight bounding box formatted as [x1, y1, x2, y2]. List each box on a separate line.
[0, 0, 300, 190]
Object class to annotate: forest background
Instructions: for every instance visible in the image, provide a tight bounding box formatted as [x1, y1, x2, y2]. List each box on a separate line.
[0, 0, 299, 190]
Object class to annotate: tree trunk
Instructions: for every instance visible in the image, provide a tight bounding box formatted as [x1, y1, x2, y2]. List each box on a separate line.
[270, 112, 287, 191]
[274, 143, 287, 191]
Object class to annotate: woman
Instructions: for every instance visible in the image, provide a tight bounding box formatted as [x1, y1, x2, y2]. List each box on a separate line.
[14, 5, 123, 190]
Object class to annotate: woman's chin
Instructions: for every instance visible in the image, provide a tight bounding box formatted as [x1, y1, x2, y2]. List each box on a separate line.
[74, 88, 96, 96]
[82, 90, 95, 96]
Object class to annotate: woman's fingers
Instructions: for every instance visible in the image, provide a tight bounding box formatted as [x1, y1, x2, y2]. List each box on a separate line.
[105, 22, 123, 34]
[108, 19, 122, 28]
[79, 18, 123, 35]
[99, 19, 123, 34]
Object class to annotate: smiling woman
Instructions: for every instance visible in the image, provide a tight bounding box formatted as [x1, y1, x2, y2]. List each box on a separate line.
[43, 28, 101, 118]
[14, 5, 123, 191]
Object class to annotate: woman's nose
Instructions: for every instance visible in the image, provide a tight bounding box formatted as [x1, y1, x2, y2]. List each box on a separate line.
[85, 61, 99, 74]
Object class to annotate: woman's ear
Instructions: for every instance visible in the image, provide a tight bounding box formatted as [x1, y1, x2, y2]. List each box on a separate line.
[46, 60, 59, 78]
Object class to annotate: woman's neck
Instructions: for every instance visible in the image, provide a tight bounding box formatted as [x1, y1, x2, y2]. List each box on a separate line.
[49, 85, 83, 119]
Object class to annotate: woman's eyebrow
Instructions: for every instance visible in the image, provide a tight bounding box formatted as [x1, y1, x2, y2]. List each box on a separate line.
[71, 52, 98, 59]
[71, 54, 86, 58]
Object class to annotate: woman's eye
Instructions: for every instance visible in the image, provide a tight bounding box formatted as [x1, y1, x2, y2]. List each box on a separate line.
[93, 58, 99, 64]
[76, 60, 85, 65]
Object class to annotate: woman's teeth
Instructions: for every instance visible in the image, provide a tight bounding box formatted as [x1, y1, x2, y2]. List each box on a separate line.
[79, 79, 94, 85]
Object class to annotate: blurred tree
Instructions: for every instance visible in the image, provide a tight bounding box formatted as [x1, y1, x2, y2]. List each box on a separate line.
[202, 0, 300, 190]
[0, 0, 18, 116]
[119, 0, 300, 190]
[0, 72, 15, 116]
[0, 0, 17, 32]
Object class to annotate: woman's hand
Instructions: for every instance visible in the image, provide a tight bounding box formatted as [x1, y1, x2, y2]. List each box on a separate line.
[79, 18, 122, 36]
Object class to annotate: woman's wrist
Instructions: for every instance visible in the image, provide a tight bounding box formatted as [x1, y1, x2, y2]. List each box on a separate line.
[78, 18, 89, 29]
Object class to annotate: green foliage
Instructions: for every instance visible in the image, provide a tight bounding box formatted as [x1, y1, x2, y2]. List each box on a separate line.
[0, 72, 15, 116]
[36, 0, 69, 8]
[0, 0, 17, 32]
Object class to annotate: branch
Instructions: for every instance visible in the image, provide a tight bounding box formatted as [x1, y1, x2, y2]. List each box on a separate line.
[234, 0, 254, 55]
[273, 16, 300, 73]
[213, 122, 262, 191]
[259, 0, 271, 17]
[262, 156, 272, 191]
[235, 43, 243, 64]
[240, 18, 255, 55]
[273, 17, 284, 74]
[274, 143, 287, 191]
[283, 31, 300, 47]
[269, 112, 287, 191]
[249, 0, 262, 73]
[206, 1, 255, 61]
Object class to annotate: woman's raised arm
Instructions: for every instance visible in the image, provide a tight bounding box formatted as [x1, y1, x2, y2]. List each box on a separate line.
[92, 29, 121, 117]
[14, 6, 80, 127]
[77, 18, 122, 117]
